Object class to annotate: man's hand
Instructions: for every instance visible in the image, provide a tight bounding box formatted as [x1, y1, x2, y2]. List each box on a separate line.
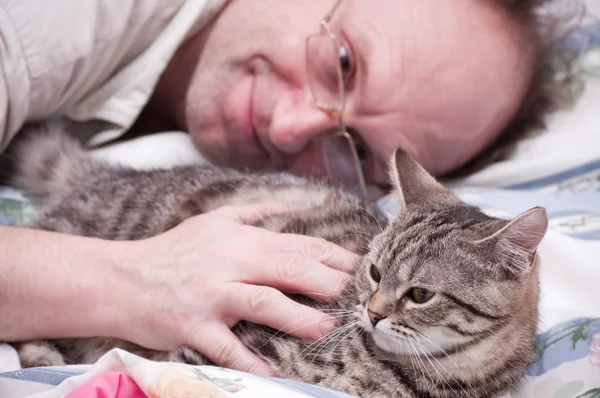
[115, 203, 360, 375]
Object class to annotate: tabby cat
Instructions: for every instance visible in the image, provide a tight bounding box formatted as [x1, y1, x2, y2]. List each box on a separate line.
[8, 126, 548, 397]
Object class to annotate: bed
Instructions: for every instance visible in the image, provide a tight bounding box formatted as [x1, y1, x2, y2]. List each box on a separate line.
[1, 5, 599, 398]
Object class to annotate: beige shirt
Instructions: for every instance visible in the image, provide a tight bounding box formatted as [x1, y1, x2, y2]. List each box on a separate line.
[0, 0, 227, 152]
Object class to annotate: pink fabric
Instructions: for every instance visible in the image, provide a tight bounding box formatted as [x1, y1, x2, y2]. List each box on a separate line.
[65, 372, 147, 398]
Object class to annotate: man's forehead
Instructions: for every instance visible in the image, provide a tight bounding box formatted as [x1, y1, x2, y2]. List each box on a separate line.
[340, 0, 524, 101]
[333, 0, 534, 174]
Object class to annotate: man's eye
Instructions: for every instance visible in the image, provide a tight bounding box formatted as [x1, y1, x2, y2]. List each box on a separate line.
[339, 45, 351, 75]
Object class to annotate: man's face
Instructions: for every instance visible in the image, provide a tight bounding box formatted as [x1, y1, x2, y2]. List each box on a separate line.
[184, 0, 534, 185]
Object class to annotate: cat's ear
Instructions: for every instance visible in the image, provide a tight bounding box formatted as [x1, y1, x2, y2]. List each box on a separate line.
[475, 207, 548, 279]
[390, 148, 459, 208]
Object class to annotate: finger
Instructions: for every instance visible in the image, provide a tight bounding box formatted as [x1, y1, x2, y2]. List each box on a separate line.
[225, 284, 338, 341]
[268, 234, 361, 273]
[190, 322, 276, 376]
[211, 202, 297, 223]
[244, 252, 350, 302]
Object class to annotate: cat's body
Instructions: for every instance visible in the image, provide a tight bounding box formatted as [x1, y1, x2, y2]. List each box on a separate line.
[7, 127, 548, 397]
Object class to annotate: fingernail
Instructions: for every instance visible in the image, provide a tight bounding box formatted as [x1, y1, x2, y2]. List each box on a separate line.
[265, 368, 279, 378]
[320, 318, 337, 335]
[257, 365, 278, 377]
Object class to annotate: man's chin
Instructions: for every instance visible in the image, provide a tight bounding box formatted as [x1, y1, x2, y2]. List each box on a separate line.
[188, 132, 288, 172]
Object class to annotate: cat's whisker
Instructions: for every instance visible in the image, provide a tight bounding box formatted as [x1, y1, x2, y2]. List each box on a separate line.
[331, 232, 373, 245]
[283, 291, 346, 300]
[412, 339, 457, 395]
[293, 321, 359, 367]
[406, 339, 434, 391]
[405, 340, 429, 388]
[259, 312, 354, 348]
[413, 333, 477, 396]
[284, 325, 348, 373]
[340, 200, 385, 234]
[408, 351, 432, 392]
[331, 234, 369, 248]
[273, 317, 352, 343]
[322, 324, 359, 372]
[341, 328, 363, 361]
[414, 331, 462, 371]
[351, 244, 371, 253]
[413, 340, 473, 398]
[305, 321, 360, 369]
[407, 339, 435, 385]
[318, 311, 358, 318]
[405, 346, 417, 381]
[293, 328, 354, 373]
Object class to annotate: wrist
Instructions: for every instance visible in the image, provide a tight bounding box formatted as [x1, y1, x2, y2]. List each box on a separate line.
[93, 239, 145, 341]
[60, 237, 136, 340]
[100, 238, 168, 347]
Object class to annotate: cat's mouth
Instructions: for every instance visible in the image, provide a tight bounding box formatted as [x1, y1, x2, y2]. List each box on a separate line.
[356, 309, 474, 357]
[368, 323, 422, 356]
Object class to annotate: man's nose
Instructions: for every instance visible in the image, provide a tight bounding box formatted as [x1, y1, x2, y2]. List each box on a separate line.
[268, 95, 340, 154]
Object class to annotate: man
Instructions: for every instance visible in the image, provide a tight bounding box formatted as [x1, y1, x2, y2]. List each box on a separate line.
[0, 0, 553, 375]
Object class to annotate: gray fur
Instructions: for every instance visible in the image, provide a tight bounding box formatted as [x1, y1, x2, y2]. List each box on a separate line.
[8, 124, 547, 397]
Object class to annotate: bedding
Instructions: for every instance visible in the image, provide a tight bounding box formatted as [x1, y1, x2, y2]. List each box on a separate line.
[1, 7, 599, 398]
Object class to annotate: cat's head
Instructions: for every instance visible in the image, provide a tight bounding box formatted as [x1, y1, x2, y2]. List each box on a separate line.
[352, 149, 547, 359]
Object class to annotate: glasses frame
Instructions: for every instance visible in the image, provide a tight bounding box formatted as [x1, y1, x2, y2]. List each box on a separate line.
[305, 0, 368, 198]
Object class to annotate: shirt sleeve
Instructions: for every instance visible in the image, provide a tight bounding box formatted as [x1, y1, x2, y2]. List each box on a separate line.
[0, 2, 31, 153]
[0, 0, 223, 152]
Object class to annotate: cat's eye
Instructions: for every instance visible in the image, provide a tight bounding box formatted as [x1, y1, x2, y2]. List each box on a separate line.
[409, 288, 435, 304]
[369, 264, 381, 283]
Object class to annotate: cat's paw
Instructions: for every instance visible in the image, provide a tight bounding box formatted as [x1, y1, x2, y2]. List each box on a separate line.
[17, 341, 66, 368]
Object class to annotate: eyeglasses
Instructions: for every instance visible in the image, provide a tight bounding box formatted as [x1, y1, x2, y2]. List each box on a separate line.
[305, 0, 368, 198]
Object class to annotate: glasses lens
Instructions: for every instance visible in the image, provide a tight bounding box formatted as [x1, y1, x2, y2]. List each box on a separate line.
[306, 34, 344, 111]
[322, 133, 367, 197]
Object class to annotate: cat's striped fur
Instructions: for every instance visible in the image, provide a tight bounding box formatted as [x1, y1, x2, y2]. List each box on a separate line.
[8, 125, 547, 397]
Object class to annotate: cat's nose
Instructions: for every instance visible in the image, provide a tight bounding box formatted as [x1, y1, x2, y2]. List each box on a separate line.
[367, 310, 386, 326]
